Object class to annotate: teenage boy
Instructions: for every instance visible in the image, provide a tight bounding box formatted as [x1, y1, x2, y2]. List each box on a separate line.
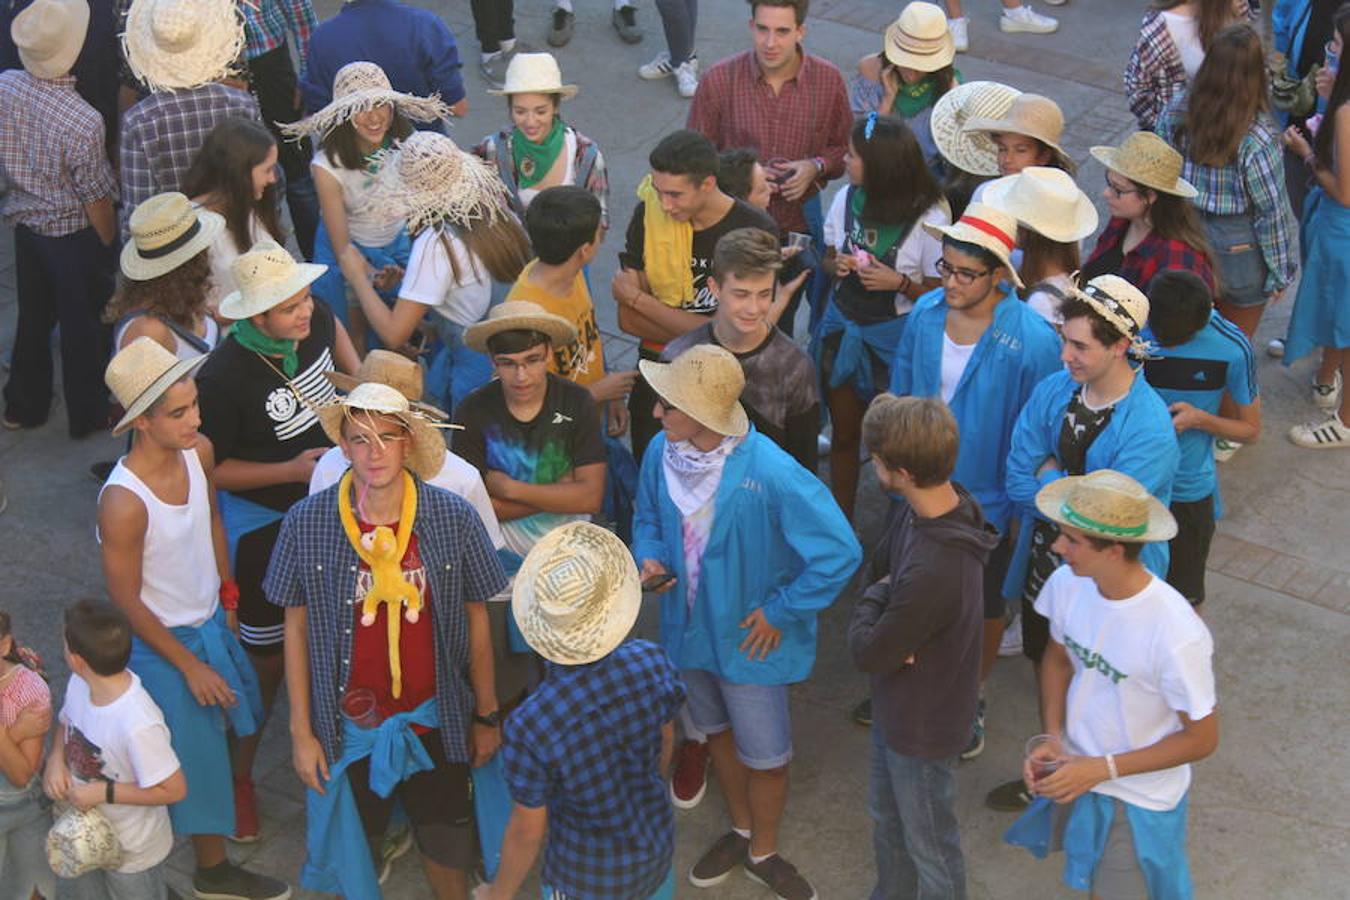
[633, 344, 861, 900]
[1008, 470, 1218, 900]
[43, 600, 187, 900]
[1142, 270, 1260, 608]
[98, 338, 290, 900]
[266, 384, 506, 899]
[849, 394, 998, 900]
[476, 522, 685, 900]
[613, 128, 776, 459]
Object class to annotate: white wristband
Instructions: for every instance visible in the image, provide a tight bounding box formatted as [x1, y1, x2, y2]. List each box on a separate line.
[1105, 753, 1119, 781]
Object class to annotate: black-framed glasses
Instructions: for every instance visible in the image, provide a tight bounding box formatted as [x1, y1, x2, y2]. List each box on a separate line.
[1104, 175, 1142, 198]
[935, 258, 992, 286]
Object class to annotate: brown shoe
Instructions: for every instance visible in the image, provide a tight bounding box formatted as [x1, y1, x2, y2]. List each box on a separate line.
[744, 854, 818, 900]
[688, 831, 748, 888]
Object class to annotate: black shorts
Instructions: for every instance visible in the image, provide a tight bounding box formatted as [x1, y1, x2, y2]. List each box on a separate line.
[1019, 521, 1060, 663]
[983, 533, 1014, 620]
[1167, 496, 1215, 606]
[236, 520, 285, 653]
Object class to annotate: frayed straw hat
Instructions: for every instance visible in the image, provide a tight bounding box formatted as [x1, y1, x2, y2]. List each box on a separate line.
[463, 300, 577, 354]
[931, 81, 1022, 176]
[218, 239, 327, 320]
[923, 202, 1025, 288]
[105, 337, 206, 435]
[281, 61, 450, 141]
[883, 2, 955, 72]
[325, 349, 447, 420]
[47, 802, 123, 877]
[317, 382, 449, 482]
[511, 521, 641, 665]
[1074, 275, 1151, 351]
[372, 131, 511, 235]
[122, 0, 244, 92]
[1090, 131, 1197, 198]
[639, 344, 749, 438]
[120, 192, 224, 281]
[12, 0, 89, 80]
[1035, 469, 1176, 543]
[964, 93, 1067, 156]
[487, 51, 578, 98]
[982, 167, 1098, 244]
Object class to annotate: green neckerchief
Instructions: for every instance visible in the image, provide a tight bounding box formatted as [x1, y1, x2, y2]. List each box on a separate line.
[849, 188, 904, 258]
[362, 135, 393, 172]
[511, 118, 566, 189]
[889, 69, 960, 119]
[232, 318, 299, 377]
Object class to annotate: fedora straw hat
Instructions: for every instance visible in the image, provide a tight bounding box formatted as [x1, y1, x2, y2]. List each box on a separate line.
[218, 239, 327, 320]
[120, 192, 225, 281]
[122, 0, 244, 93]
[487, 51, 578, 98]
[372, 131, 512, 236]
[923, 202, 1026, 288]
[638, 344, 749, 438]
[105, 337, 206, 436]
[963, 93, 1067, 156]
[883, 2, 955, 73]
[325, 349, 448, 420]
[317, 382, 448, 481]
[1075, 274, 1150, 344]
[1090, 131, 1197, 198]
[282, 61, 450, 141]
[1035, 469, 1176, 543]
[931, 81, 1022, 176]
[982, 167, 1098, 244]
[463, 300, 578, 354]
[511, 521, 641, 665]
[11, 0, 89, 79]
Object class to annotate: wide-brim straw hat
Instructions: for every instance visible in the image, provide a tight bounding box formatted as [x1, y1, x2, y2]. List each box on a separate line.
[325, 349, 447, 420]
[218, 239, 327, 320]
[964, 93, 1067, 156]
[883, 2, 955, 72]
[1035, 469, 1176, 543]
[12, 0, 89, 80]
[1076, 274, 1150, 342]
[487, 51, 578, 98]
[463, 300, 578, 354]
[931, 81, 1022, 176]
[638, 344, 749, 438]
[120, 192, 224, 281]
[47, 802, 123, 877]
[511, 521, 641, 665]
[106, 336, 206, 435]
[317, 382, 448, 482]
[1090, 131, 1197, 198]
[282, 61, 450, 140]
[371, 130, 511, 235]
[982, 167, 1098, 244]
[122, 0, 245, 93]
[923, 202, 1026, 288]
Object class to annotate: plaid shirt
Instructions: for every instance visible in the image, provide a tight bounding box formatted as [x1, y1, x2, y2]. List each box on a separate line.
[239, 0, 317, 60]
[686, 49, 852, 234]
[1124, 4, 1256, 129]
[1086, 217, 1217, 294]
[263, 479, 507, 765]
[502, 640, 685, 899]
[0, 72, 115, 236]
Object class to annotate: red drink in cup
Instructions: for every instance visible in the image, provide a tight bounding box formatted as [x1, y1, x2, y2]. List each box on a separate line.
[1025, 734, 1064, 783]
[340, 687, 383, 729]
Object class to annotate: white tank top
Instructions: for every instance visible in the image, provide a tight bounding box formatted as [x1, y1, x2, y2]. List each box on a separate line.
[99, 449, 219, 628]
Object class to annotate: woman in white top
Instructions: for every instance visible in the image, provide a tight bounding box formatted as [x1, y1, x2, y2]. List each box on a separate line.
[1125, 0, 1251, 130]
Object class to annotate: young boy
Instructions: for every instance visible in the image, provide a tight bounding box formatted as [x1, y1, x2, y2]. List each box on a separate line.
[43, 600, 187, 900]
[849, 394, 999, 900]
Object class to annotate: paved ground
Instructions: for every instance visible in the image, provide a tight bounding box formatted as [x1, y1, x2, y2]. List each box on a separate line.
[1, 0, 1347, 897]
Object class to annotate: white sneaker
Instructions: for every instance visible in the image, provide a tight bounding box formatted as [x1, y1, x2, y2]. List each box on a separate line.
[1266, 338, 1285, 358]
[1000, 5, 1059, 34]
[1213, 439, 1242, 462]
[1043, 0, 1068, 6]
[1289, 415, 1350, 449]
[1312, 370, 1343, 410]
[949, 16, 970, 52]
[675, 59, 699, 98]
[639, 50, 673, 79]
[998, 614, 1023, 657]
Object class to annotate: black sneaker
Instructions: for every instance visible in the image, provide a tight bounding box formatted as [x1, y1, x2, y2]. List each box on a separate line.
[548, 8, 575, 47]
[193, 862, 291, 900]
[689, 831, 749, 888]
[612, 5, 643, 43]
[985, 778, 1033, 812]
[959, 696, 986, 761]
[744, 853, 818, 900]
[852, 696, 872, 726]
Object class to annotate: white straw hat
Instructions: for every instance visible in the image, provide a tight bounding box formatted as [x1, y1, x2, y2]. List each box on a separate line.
[122, 0, 245, 92]
[923, 202, 1025, 288]
[463, 300, 578, 354]
[218, 239, 327, 320]
[105, 336, 206, 435]
[638, 344, 749, 438]
[883, 2, 955, 72]
[316, 383, 450, 482]
[1035, 469, 1176, 543]
[487, 51, 578, 98]
[982, 167, 1098, 244]
[1074, 274, 1151, 346]
[325, 349, 447, 420]
[11, 0, 89, 80]
[1090, 131, 1198, 198]
[511, 521, 641, 665]
[963, 93, 1067, 156]
[282, 61, 450, 140]
[372, 131, 512, 235]
[47, 802, 123, 877]
[931, 81, 1022, 176]
[120, 192, 224, 281]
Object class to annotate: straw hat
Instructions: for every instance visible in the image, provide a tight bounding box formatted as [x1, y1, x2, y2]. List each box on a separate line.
[963, 93, 1067, 156]
[1075, 274, 1150, 343]
[1090, 131, 1197, 198]
[122, 0, 245, 93]
[982, 167, 1098, 244]
[487, 51, 579, 98]
[931, 81, 1022, 176]
[638, 344, 749, 438]
[372, 131, 511, 235]
[105, 337, 206, 435]
[47, 802, 123, 877]
[923, 202, 1025, 288]
[120, 192, 224, 281]
[1035, 469, 1176, 543]
[511, 521, 641, 665]
[11, 0, 89, 80]
[883, 2, 955, 73]
[317, 382, 447, 481]
[325, 349, 448, 421]
[282, 61, 450, 141]
[463, 300, 577, 354]
[218, 240, 327, 320]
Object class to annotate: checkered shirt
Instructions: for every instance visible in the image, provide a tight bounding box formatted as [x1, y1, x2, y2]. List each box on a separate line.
[1087, 217, 1217, 295]
[501, 640, 685, 899]
[263, 479, 507, 765]
[0, 71, 115, 236]
[240, 0, 318, 60]
[1124, 11, 1186, 131]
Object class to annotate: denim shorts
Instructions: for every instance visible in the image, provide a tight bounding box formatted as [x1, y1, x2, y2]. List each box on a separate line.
[681, 669, 793, 769]
[1203, 212, 1268, 308]
[59, 863, 167, 900]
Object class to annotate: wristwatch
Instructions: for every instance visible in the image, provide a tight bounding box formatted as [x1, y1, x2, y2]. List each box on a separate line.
[473, 710, 502, 728]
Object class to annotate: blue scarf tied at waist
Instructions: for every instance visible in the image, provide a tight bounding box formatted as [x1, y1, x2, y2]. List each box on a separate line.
[218, 490, 286, 569]
[813, 301, 908, 397]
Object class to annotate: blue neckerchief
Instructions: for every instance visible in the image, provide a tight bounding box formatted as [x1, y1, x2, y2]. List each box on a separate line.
[217, 490, 285, 569]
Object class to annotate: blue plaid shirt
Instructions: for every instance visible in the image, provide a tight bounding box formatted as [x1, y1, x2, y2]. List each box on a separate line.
[263, 478, 506, 765]
[239, 0, 318, 60]
[501, 640, 685, 899]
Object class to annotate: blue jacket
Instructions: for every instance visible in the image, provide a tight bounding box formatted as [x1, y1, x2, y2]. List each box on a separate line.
[632, 430, 862, 685]
[890, 289, 1064, 532]
[1004, 369, 1179, 597]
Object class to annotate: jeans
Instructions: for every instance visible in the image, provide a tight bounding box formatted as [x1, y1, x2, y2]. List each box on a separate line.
[868, 724, 967, 900]
[471, 0, 515, 51]
[59, 863, 167, 900]
[655, 0, 698, 64]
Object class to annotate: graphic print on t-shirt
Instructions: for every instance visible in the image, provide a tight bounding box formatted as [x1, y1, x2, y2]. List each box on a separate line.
[65, 725, 106, 781]
[267, 348, 337, 441]
[485, 422, 573, 485]
[1063, 633, 1128, 684]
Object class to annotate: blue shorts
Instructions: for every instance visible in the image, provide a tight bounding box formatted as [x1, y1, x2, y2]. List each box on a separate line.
[681, 669, 792, 769]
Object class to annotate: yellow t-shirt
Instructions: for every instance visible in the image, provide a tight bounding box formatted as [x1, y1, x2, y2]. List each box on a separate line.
[505, 261, 606, 387]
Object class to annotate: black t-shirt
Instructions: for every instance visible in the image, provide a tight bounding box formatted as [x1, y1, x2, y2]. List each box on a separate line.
[197, 302, 339, 511]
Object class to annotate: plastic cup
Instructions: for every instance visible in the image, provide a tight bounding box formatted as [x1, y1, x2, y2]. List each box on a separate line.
[1024, 733, 1064, 781]
[340, 688, 383, 729]
[787, 232, 814, 253]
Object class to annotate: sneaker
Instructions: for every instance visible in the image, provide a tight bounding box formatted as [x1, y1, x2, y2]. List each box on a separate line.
[675, 59, 699, 97]
[613, 5, 643, 43]
[378, 824, 414, 885]
[852, 696, 872, 726]
[548, 8, 575, 47]
[231, 775, 259, 843]
[690, 831, 750, 887]
[744, 853, 818, 900]
[639, 50, 674, 79]
[998, 613, 1023, 657]
[985, 778, 1033, 812]
[948, 16, 970, 52]
[671, 739, 710, 809]
[1266, 338, 1285, 358]
[1000, 5, 1059, 34]
[1213, 438, 1242, 462]
[193, 862, 291, 900]
[960, 697, 986, 761]
[1289, 415, 1350, 449]
[1043, 0, 1069, 6]
[479, 50, 510, 90]
[1312, 370, 1343, 410]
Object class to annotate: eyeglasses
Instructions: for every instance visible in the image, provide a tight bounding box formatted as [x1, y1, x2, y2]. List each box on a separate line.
[1104, 175, 1142, 198]
[492, 354, 549, 374]
[935, 258, 992, 286]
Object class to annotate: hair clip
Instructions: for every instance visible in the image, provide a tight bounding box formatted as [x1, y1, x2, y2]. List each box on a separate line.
[864, 111, 878, 141]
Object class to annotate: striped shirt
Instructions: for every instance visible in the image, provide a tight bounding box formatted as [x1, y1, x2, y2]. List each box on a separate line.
[240, 0, 317, 60]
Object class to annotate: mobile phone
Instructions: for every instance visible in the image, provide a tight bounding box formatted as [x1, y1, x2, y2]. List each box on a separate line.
[641, 573, 677, 592]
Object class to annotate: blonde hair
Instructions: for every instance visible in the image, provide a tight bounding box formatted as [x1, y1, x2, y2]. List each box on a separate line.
[862, 394, 959, 487]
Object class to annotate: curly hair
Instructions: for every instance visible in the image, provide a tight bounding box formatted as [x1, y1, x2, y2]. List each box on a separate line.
[104, 249, 214, 330]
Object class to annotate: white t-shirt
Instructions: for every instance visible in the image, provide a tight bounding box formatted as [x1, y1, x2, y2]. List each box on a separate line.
[207, 210, 265, 311]
[399, 228, 494, 328]
[59, 673, 179, 873]
[311, 151, 405, 247]
[823, 188, 949, 316]
[1161, 11, 1205, 77]
[940, 332, 977, 403]
[1025, 272, 1075, 326]
[1035, 567, 1216, 811]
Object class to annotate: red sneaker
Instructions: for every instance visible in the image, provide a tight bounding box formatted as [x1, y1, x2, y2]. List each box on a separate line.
[231, 774, 260, 843]
[670, 739, 710, 809]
